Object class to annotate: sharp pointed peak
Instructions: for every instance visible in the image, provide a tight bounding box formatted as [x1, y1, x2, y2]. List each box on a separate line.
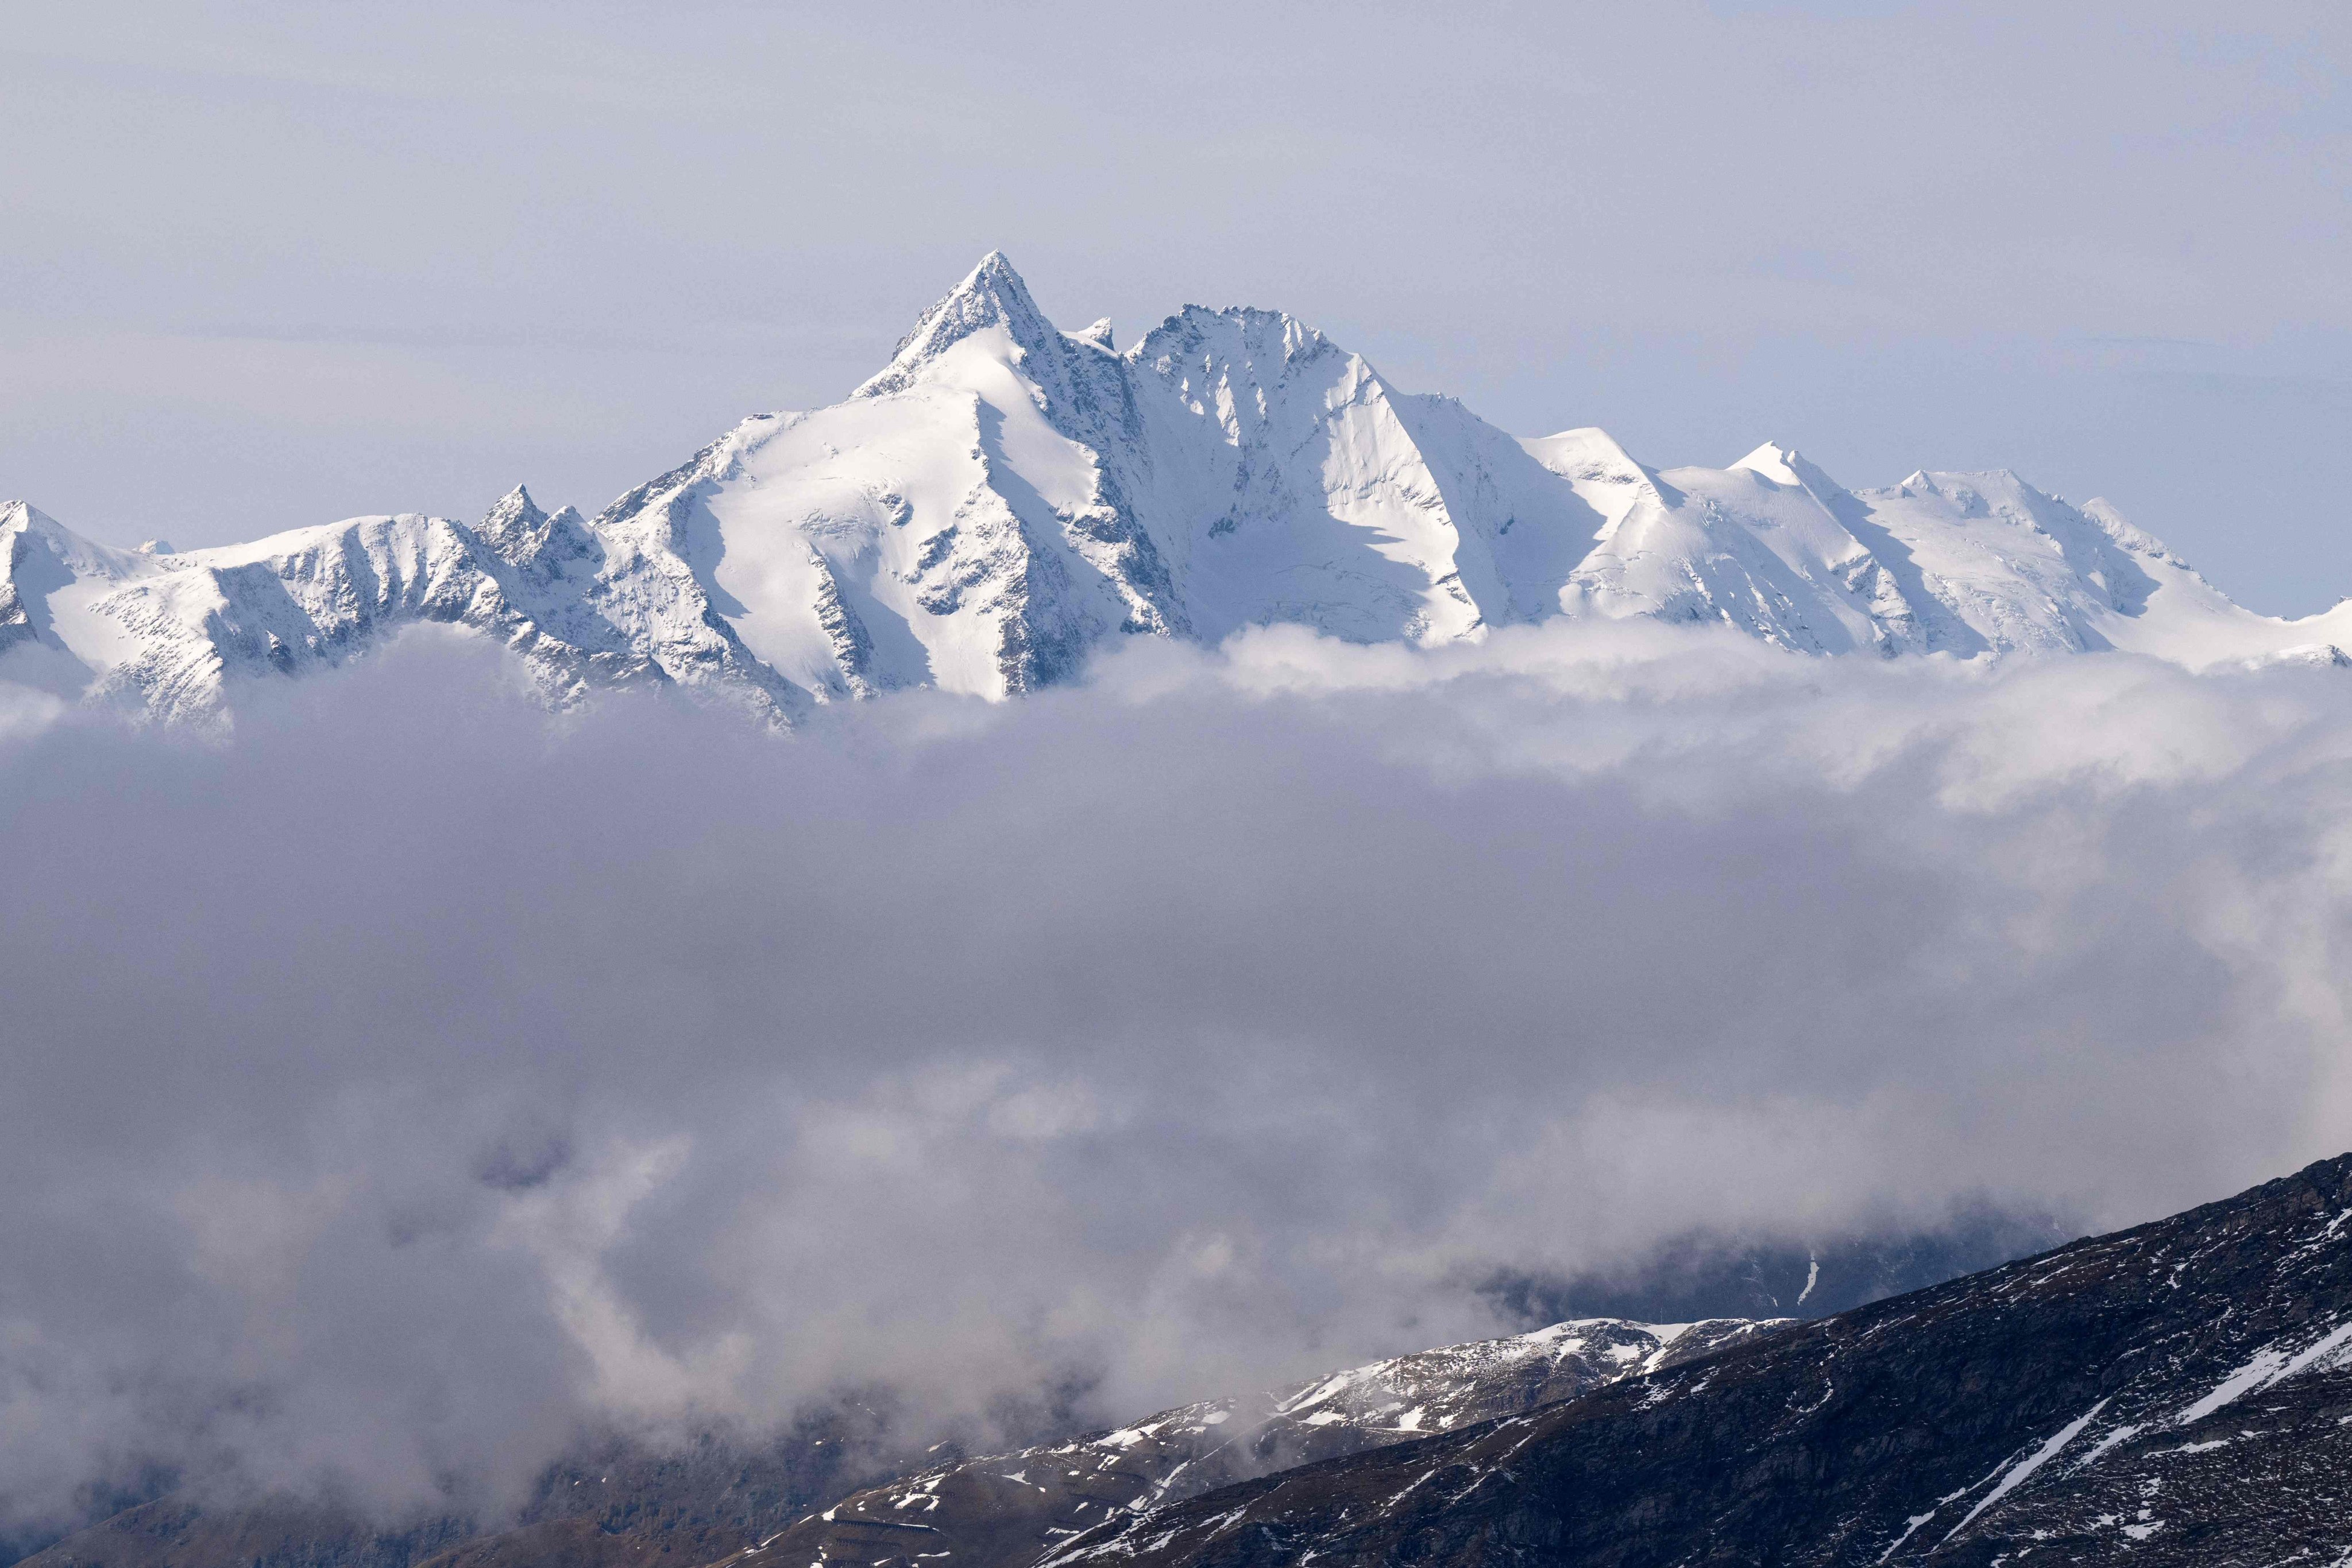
[478, 484, 555, 552]
[483, 484, 547, 523]
[855, 249, 1063, 399]
[936, 249, 1041, 317]
[965, 248, 1025, 284]
[1, 497, 74, 536]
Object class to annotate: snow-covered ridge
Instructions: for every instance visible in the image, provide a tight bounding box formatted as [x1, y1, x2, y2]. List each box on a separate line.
[8, 252, 2349, 724]
[703, 1316, 1773, 1568]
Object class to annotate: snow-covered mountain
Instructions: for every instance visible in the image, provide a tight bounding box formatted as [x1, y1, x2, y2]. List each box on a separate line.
[706, 1318, 1773, 1568]
[9, 252, 2350, 724]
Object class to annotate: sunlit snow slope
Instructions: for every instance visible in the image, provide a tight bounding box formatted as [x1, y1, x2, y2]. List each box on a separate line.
[7, 252, 2347, 723]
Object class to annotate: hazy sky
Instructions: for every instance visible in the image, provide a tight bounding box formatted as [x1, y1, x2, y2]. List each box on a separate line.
[3, 2, 2347, 611]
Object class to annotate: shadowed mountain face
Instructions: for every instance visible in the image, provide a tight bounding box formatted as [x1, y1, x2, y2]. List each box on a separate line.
[1046, 1153, 2352, 1567]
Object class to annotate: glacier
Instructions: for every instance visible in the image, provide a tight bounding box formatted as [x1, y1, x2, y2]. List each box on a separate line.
[6, 250, 2347, 725]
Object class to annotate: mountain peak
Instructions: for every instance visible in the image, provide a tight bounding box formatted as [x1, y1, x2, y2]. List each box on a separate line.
[854, 250, 1061, 399]
[0, 499, 74, 544]
[1733, 442, 1811, 484]
[481, 482, 546, 524]
[969, 246, 1021, 284]
[1732, 441, 1803, 482]
[478, 484, 553, 555]
[1131, 303, 1338, 373]
[947, 250, 1035, 317]
[1732, 441, 1851, 500]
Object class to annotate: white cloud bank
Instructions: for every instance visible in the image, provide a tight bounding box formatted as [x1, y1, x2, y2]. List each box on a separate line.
[3, 620, 2349, 1525]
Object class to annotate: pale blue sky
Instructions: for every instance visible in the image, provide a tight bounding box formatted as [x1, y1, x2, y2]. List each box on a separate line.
[4, 1, 2346, 610]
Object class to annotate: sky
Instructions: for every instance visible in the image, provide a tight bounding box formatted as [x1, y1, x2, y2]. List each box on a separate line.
[2, 2, 2347, 611]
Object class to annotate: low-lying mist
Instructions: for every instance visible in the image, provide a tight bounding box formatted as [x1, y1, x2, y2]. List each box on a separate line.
[3, 619, 2347, 1532]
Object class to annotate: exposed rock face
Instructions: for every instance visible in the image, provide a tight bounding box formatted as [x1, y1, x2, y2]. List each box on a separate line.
[1047, 1154, 2352, 1567]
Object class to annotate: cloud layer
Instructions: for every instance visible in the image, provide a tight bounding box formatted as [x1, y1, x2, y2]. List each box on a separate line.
[4, 622, 2350, 1527]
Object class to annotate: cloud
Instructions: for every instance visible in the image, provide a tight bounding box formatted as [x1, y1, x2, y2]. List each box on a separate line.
[3, 621, 2350, 1527]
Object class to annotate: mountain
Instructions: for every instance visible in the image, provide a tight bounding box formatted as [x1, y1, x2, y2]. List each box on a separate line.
[1044, 1153, 2352, 1567]
[9, 1323, 1770, 1568]
[0, 491, 662, 726]
[703, 1319, 1773, 1568]
[9, 253, 2352, 724]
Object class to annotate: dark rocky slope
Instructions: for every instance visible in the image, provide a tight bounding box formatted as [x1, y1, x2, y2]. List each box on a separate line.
[707, 1320, 1772, 1568]
[1049, 1153, 2352, 1567]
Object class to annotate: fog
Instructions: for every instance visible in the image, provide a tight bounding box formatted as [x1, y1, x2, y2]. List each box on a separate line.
[3, 623, 2350, 1528]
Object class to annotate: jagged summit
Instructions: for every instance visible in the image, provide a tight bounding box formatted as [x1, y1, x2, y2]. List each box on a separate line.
[854, 250, 1063, 399]
[478, 482, 544, 538]
[1131, 302, 1335, 371]
[8, 261, 2352, 724]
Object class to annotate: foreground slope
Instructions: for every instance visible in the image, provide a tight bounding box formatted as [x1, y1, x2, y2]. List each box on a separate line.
[9, 252, 2352, 723]
[10, 1324, 1770, 1568]
[710, 1320, 1771, 1568]
[1051, 1154, 2352, 1567]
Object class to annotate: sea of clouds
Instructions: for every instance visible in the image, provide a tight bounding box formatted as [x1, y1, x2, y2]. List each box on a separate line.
[3, 620, 2349, 1528]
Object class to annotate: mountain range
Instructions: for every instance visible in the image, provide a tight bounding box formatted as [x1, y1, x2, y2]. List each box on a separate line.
[7, 253, 2350, 725]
